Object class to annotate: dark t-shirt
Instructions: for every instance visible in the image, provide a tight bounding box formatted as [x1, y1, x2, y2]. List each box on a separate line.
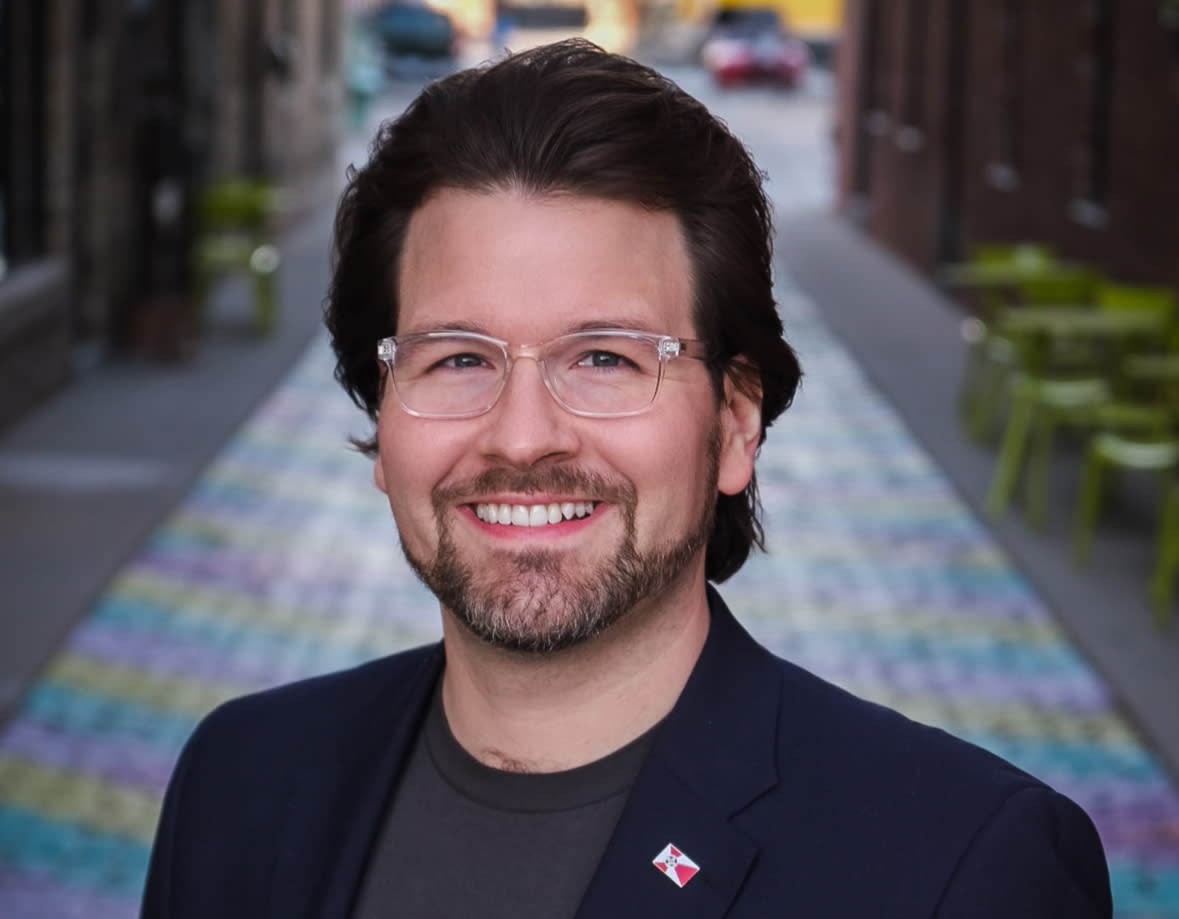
[351, 687, 659, 919]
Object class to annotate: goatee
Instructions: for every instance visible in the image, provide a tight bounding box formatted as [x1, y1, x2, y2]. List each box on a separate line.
[400, 435, 720, 653]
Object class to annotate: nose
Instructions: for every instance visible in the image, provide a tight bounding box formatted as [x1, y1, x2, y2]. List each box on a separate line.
[477, 356, 580, 467]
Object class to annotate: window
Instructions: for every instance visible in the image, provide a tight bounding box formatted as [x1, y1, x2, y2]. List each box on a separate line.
[1072, 0, 1113, 223]
[899, 0, 928, 143]
[988, 0, 1022, 189]
[320, 0, 341, 72]
[0, 0, 47, 280]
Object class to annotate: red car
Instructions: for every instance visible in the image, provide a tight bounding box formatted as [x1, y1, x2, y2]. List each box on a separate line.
[700, 8, 810, 89]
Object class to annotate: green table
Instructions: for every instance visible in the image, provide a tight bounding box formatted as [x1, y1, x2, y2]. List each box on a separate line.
[939, 260, 1088, 290]
[995, 306, 1169, 339]
[994, 306, 1171, 377]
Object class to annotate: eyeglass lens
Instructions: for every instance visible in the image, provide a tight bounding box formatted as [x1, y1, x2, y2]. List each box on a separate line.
[390, 332, 666, 417]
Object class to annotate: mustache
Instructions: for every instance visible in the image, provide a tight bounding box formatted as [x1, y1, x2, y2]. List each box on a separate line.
[433, 466, 636, 505]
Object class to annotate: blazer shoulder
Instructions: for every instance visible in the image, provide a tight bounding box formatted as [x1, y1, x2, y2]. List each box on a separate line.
[193, 642, 443, 754]
[746, 655, 1110, 915]
[774, 652, 1040, 792]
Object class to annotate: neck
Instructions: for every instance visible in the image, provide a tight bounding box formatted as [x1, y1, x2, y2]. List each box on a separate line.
[439, 576, 711, 773]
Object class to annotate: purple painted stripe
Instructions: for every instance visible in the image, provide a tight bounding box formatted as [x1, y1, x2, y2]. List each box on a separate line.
[775, 662, 1115, 714]
[883, 674, 1106, 714]
[0, 867, 136, 919]
[1058, 776, 1179, 812]
[1088, 803, 1179, 858]
[65, 619, 293, 691]
[0, 721, 177, 792]
[1099, 831, 1179, 868]
[134, 551, 353, 598]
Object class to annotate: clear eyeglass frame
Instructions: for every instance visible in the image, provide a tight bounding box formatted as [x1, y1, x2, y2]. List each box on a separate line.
[375, 328, 711, 419]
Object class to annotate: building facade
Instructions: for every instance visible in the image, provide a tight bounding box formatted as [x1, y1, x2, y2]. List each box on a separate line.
[0, 0, 347, 428]
[835, 0, 1179, 287]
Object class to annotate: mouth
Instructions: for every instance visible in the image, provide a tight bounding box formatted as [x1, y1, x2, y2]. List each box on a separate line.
[472, 501, 598, 528]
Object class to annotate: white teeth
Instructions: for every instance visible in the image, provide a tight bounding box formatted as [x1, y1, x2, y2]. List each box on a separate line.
[474, 501, 596, 526]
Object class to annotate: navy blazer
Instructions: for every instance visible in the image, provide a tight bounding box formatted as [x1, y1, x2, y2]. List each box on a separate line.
[141, 589, 1112, 918]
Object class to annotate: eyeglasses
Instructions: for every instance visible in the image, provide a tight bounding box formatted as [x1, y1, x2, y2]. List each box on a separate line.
[376, 329, 711, 419]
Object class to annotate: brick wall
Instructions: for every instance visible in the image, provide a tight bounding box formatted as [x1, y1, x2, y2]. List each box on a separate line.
[0, 260, 71, 429]
[0, 0, 350, 431]
[837, 0, 1179, 289]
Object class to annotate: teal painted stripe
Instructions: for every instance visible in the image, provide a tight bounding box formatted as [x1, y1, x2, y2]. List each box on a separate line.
[751, 557, 1034, 588]
[92, 595, 289, 655]
[91, 595, 385, 672]
[785, 631, 1095, 677]
[18, 684, 198, 753]
[0, 807, 150, 897]
[1109, 861, 1179, 915]
[955, 731, 1166, 783]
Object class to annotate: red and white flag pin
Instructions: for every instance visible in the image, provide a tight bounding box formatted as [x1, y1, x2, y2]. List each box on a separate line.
[652, 843, 700, 888]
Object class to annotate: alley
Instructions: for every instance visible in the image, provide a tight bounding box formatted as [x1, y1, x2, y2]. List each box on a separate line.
[0, 53, 1177, 918]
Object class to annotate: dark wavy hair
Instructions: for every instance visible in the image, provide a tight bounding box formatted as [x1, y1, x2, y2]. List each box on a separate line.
[324, 38, 801, 582]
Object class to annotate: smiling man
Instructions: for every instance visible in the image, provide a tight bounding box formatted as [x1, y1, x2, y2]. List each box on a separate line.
[141, 40, 1112, 919]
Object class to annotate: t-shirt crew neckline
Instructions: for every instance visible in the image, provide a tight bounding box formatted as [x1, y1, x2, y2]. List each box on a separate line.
[425, 684, 662, 814]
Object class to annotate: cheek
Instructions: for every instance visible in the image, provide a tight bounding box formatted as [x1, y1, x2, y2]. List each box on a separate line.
[374, 423, 427, 512]
[614, 411, 720, 514]
[375, 419, 468, 505]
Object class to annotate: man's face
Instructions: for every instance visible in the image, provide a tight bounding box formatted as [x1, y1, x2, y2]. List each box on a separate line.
[374, 188, 757, 653]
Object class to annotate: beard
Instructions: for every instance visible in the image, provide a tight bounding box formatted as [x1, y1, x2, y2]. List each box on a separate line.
[400, 428, 722, 654]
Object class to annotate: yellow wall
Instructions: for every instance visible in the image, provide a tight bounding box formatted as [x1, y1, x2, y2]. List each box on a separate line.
[715, 0, 843, 37]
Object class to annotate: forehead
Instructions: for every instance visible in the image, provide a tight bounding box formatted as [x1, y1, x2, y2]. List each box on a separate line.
[397, 188, 695, 338]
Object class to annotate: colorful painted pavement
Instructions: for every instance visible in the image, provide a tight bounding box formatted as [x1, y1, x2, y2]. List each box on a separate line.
[1, 284, 1177, 918]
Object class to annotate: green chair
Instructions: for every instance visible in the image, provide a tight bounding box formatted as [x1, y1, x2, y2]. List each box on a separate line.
[954, 244, 1059, 440]
[194, 180, 283, 335]
[1087, 283, 1179, 418]
[986, 375, 1112, 525]
[1150, 482, 1179, 625]
[962, 264, 1099, 444]
[1069, 284, 1179, 617]
[1097, 282, 1179, 369]
[1073, 432, 1179, 565]
[984, 281, 1175, 528]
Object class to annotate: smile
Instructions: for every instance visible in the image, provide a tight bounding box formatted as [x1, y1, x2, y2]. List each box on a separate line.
[473, 502, 598, 527]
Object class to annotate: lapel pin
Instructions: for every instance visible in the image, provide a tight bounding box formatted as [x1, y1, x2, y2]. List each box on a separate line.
[653, 843, 700, 888]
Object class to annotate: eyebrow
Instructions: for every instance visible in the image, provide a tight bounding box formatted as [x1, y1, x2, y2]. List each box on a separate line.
[566, 318, 665, 334]
[404, 320, 488, 335]
[400, 317, 669, 337]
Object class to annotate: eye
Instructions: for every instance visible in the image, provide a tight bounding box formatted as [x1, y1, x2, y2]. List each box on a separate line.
[574, 350, 639, 370]
[438, 352, 490, 370]
[418, 348, 499, 375]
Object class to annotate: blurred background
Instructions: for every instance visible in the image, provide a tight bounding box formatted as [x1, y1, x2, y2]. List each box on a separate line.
[2, 1, 1179, 916]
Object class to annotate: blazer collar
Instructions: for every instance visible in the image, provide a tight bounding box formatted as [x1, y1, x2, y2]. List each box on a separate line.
[267, 588, 781, 919]
[577, 587, 782, 919]
[266, 645, 446, 919]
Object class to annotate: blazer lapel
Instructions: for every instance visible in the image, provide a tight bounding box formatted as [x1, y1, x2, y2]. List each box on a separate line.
[577, 590, 783, 919]
[265, 645, 445, 919]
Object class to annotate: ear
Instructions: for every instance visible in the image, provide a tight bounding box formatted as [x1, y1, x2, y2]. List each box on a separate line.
[373, 447, 389, 495]
[373, 369, 391, 496]
[716, 371, 762, 497]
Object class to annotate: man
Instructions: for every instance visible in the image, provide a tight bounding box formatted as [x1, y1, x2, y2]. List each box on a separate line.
[141, 40, 1111, 918]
